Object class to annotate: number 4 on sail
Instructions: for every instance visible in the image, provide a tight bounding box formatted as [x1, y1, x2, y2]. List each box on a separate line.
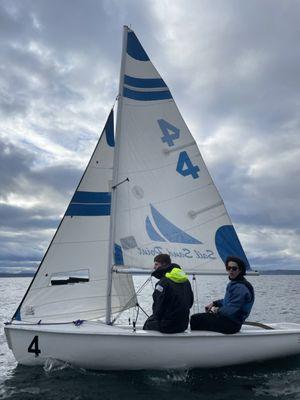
[4, 26, 300, 370]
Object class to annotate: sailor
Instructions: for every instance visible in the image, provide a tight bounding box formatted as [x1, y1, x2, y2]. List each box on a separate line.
[190, 256, 254, 334]
[143, 254, 194, 333]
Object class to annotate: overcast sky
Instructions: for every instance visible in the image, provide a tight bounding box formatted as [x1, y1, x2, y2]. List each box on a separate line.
[1, 0, 299, 272]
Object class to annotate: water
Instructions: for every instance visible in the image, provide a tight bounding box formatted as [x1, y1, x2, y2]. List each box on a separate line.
[1, 276, 300, 400]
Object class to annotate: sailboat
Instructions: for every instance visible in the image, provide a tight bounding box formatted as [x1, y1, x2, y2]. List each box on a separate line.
[5, 26, 300, 370]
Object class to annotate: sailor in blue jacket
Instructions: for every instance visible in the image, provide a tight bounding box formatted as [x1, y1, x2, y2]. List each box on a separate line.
[190, 256, 254, 334]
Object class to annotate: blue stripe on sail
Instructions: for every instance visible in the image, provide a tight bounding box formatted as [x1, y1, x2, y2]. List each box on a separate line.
[215, 225, 251, 270]
[114, 244, 124, 265]
[72, 191, 111, 204]
[150, 204, 202, 244]
[124, 75, 167, 88]
[66, 204, 111, 216]
[123, 87, 172, 101]
[127, 31, 149, 61]
[105, 110, 115, 147]
[146, 216, 166, 242]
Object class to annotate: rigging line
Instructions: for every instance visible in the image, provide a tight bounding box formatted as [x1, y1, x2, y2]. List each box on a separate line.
[111, 276, 152, 325]
[137, 303, 149, 318]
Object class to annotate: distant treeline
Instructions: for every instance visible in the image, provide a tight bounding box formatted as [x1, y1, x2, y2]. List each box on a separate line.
[258, 270, 300, 275]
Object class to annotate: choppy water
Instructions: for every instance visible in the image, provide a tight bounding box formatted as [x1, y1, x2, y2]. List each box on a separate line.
[1, 276, 300, 400]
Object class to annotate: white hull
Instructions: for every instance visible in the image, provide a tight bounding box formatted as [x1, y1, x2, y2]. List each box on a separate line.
[5, 321, 300, 370]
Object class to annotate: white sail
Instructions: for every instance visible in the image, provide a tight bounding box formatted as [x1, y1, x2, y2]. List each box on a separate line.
[114, 27, 250, 274]
[15, 111, 135, 323]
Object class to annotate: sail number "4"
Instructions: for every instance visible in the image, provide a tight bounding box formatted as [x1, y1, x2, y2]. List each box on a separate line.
[158, 119, 200, 179]
[28, 335, 41, 357]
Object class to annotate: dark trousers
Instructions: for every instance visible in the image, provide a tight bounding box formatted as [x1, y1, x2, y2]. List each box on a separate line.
[143, 315, 160, 331]
[190, 312, 241, 334]
[143, 315, 187, 334]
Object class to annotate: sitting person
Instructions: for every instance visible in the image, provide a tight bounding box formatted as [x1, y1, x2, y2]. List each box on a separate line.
[143, 254, 194, 334]
[190, 256, 254, 334]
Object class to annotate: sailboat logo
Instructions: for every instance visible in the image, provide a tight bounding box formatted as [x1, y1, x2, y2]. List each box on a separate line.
[146, 204, 202, 244]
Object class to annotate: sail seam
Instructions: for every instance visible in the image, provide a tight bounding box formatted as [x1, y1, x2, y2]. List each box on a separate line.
[163, 142, 196, 154]
[119, 182, 216, 213]
[118, 153, 201, 175]
[52, 239, 110, 244]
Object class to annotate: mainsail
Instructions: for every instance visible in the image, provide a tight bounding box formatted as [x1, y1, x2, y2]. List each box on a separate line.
[113, 27, 250, 274]
[15, 111, 135, 323]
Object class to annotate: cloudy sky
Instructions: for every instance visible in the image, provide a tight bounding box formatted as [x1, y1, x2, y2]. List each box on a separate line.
[1, 0, 299, 272]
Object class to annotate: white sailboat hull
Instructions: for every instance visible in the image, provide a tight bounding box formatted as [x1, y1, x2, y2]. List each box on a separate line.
[5, 321, 300, 370]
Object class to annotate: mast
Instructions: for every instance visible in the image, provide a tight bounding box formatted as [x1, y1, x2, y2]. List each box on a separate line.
[105, 26, 128, 324]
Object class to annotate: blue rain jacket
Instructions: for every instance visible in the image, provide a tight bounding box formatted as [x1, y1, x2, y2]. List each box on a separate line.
[214, 279, 254, 325]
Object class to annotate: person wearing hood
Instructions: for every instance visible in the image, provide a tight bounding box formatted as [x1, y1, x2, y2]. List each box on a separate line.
[143, 254, 194, 334]
[190, 256, 255, 334]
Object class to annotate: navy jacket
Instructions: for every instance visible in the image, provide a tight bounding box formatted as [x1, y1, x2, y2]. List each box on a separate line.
[214, 279, 254, 325]
[151, 267, 194, 333]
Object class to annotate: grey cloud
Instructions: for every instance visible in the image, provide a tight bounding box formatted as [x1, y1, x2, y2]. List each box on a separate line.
[31, 164, 82, 193]
[0, 138, 82, 198]
[170, 1, 300, 136]
[0, 203, 59, 230]
[0, 140, 34, 197]
[211, 158, 300, 231]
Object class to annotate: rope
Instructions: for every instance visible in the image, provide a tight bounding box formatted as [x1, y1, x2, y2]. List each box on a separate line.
[243, 321, 274, 330]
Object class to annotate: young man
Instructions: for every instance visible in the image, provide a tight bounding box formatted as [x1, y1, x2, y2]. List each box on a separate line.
[190, 256, 254, 334]
[143, 254, 194, 333]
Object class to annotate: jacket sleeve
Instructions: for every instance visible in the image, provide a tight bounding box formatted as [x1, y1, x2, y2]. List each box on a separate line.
[213, 299, 224, 307]
[218, 284, 249, 319]
[152, 280, 167, 319]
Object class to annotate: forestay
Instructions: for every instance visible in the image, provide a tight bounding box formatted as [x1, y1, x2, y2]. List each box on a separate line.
[14, 111, 135, 323]
[114, 27, 250, 274]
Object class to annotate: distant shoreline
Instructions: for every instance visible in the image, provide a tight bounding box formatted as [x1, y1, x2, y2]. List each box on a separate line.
[0, 269, 300, 278]
[257, 270, 300, 275]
